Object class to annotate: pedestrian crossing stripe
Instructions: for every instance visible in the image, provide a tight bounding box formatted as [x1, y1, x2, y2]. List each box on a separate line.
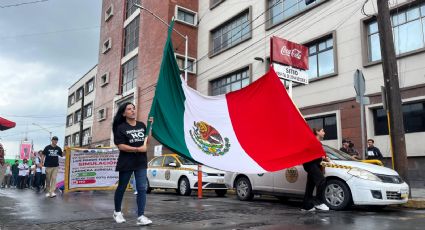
[321, 162, 352, 169]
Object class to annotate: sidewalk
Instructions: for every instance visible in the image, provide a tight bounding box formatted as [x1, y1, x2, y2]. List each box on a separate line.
[404, 188, 425, 209]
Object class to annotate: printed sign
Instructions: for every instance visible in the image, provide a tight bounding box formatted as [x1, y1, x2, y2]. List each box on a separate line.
[56, 156, 66, 189]
[67, 148, 119, 190]
[19, 142, 32, 160]
[270, 36, 308, 70]
[273, 63, 309, 84]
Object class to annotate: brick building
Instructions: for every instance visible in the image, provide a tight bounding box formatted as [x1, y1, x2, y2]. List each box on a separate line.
[91, 0, 198, 159]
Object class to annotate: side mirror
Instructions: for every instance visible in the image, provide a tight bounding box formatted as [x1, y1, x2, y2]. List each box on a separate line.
[169, 162, 177, 167]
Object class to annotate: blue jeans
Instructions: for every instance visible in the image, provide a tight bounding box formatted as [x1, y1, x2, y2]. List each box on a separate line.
[114, 169, 147, 216]
[130, 173, 137, 192]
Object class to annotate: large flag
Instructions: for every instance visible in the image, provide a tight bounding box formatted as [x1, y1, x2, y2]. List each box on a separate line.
[148, 21, 325, 173]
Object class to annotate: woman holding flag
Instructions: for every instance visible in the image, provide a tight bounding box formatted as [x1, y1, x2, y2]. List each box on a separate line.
[112, 102, 153, 226]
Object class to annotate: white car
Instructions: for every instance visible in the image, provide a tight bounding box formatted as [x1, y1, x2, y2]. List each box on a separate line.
[147, 154, 228, 196]
[225, 145, 409, 210]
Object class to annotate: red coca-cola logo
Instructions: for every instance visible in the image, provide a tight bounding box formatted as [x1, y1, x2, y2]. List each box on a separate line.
[280, 46, 302, 60]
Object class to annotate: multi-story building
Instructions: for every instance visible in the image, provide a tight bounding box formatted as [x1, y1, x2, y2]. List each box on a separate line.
[91, 0, 198, 158]
[65, 65, 97, 147]
[197, 0, 425, 186]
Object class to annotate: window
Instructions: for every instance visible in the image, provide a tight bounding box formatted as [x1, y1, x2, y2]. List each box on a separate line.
[74, 109, 81, 124]
[105, 4, 113, 21]
[123, 16, 139, 56]
[306, 36, 335, 79]
[150, 157, 164, 167]
[306, 114, 337, 140]
[211, 67, 250, 96]
[102, 38, 112, 54]
[176, 6, 196, 25]
[121, 56, 138, 93]
[68, 93, 75, 107]
[66, 114, 73, 127]
[210, 0, 225, 9]
[176, 55, 195, 73]
[98, 108, 107, 121]
[373, 101, 425, 135]
[65, 135, 71, 146]
[100, 72, 109, 87]
[76, 87, 84, 101]
[73, 132, 80, 146]
[82, 128, 91, 146]
[267, 0, 324, 27]
[86, 78, 95, 94]
[366, 3, 425, 62]
[211, 10, 250, 55]
[126, 0, 140, 19]
[164, 156, 177, 167]
[84, 103, 93, 118]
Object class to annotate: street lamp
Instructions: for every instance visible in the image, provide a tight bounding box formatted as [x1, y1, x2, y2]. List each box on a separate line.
[32, 123, 52, 141]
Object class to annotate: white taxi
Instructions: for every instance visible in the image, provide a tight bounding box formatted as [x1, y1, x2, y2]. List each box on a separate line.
[225, 145, 409, 210]
[147, 154, 228, 196]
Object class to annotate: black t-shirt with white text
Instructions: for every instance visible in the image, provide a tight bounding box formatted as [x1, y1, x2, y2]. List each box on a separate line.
[114, 121, 147, 171]
[43, 145, 63, 167]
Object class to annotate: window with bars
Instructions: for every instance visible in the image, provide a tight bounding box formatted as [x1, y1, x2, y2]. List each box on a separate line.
[267, 0, 323, 27]
[176, 56, 195, 73]
[74, 109, 81, 124]
[210, 68, 250, 96]
[86, 78, 95, 94]
[125, 0, 140, 19]
[84, 103, 93, 118]
[73, 132, 80, 146]
[123, 16, 139, 56]
[176, 7, 196, 25]
[306, 36, 335, 79]
[82, 128, 91, 146]
[211, 10, 250, 55]
[68, 93, 75, 107]
[76, 87, 84, 101]
[306, 114, 337, 140]
[366, 3, 425, 62]
[66, 114, 73, 127]
[121, 56, 138, 93]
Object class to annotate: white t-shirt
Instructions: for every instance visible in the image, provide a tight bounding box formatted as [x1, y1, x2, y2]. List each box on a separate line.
[41, 166, 46, 174]
[18, 163, 29, 176]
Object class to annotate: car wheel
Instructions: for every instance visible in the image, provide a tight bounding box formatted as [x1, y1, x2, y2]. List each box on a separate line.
[178, 177, 191, 196]
[146, 179, 152, 194]
[235, 176, 254, 201]
[323, 179, 352, 210]
[215, 189, 227, 197]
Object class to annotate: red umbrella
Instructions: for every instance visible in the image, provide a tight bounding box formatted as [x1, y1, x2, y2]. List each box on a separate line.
[0, 116, 16, 131]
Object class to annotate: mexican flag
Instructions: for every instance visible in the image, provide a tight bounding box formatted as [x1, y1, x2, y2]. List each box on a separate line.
[148, 21, 325, 173]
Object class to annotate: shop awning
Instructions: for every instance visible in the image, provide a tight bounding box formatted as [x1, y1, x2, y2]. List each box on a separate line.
[0, 116, 16, 131]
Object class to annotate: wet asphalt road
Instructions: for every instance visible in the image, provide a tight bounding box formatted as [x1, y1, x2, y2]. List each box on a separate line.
[1, 188, 425, 230]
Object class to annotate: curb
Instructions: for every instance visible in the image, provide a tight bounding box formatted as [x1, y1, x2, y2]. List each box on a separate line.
[402, 199, 425, 209]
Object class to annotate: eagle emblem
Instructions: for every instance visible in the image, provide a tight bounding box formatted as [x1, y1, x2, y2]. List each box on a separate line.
[189, 121, 230, 156]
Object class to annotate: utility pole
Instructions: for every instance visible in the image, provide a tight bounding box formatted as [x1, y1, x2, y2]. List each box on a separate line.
[376, 0, 408, 183]
[79, 87, 85, 147]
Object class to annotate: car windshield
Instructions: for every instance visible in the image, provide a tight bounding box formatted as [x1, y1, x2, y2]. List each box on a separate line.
[323, 145, 354, 161]
[176, 155, 197, 165]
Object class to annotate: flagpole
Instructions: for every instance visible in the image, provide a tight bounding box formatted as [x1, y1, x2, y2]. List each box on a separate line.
[133, 3, 188, 82]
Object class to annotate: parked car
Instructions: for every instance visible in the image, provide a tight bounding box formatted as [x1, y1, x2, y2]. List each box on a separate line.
[225, 145, 409, 210]
[147, 154, 227, 196]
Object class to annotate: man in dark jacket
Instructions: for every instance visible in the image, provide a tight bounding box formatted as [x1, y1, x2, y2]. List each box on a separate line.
[366, 139, 383, 160]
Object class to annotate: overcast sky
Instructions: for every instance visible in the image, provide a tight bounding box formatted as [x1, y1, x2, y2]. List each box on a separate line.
[0, 0, 101, 158]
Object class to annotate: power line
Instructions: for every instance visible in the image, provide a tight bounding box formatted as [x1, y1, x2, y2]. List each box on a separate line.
[0, 0, 48, 9]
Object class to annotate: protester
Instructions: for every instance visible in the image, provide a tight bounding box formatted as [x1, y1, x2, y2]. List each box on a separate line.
[11, 160, 19, 188]
[0, 158, 6, 188]
[4, 163, 12, 188]
[34, 151, 43, 192]
[112, 102, 152, 225]
[366, 139, 383, 160]
[301, 127, 330, 212]
[42, 136, 63, 198]
[18, 159, 29, 189]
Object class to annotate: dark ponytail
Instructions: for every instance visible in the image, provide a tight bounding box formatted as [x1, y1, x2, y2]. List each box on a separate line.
[112, 102, 135, 135]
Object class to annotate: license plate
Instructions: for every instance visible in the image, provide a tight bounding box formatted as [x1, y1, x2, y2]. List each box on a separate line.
[217, 179, 224, 183]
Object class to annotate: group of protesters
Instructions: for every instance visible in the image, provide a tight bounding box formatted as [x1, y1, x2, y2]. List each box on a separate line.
[0, 136, 63, 198]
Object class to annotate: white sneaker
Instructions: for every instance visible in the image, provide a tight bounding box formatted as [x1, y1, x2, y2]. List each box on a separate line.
[113, 211, 126, 223]
[301, 207, 316, 212]
[134, 191, 138, 195]
[315, 203, 330, 211]
[45, 193, 51, 197]
[136, 215, 152, 226]
[50, 192, 57, 198]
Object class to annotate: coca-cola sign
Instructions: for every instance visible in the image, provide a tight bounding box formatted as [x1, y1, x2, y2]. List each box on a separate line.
[270, 36, 308, 70]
